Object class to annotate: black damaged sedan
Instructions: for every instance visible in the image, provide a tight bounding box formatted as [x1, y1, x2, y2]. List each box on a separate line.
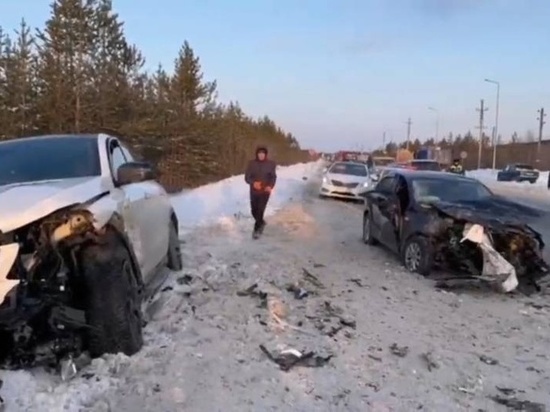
[362, 170, 548, 292]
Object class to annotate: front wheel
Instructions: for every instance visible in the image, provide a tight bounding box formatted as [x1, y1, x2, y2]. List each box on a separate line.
[362, 212, 378, 245]
[401, 236, 433, 276]
[167, 220, 183, 271]
[79, 231, 144, 358]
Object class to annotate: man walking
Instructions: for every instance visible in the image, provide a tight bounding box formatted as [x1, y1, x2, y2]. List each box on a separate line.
[245, 146, 277, 238]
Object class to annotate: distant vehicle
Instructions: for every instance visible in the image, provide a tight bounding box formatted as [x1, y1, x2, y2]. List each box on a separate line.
[372, 156, 395, 167]
[320, 161, 377, 201]
[361, 169, 548, 292]
[497, 163, 539, 184]
[404, 159, 441, 171]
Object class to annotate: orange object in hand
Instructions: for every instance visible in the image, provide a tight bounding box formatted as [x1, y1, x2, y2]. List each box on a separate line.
[253, 181, 262, 190]
[264, 186, 272, 193]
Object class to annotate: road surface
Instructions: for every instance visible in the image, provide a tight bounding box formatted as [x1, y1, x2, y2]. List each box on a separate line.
[4, 169, 549, 411]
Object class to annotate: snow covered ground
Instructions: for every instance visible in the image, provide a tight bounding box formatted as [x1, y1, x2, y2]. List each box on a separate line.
[171, 161, 321, 233]
[3, 162, 550, 411]
[1, 160, 323, 412]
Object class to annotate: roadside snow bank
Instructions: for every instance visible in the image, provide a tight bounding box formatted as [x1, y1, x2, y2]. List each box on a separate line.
[467, 168, 550, 207]
[467, 168, 549, 188]
[171, 160, 322, 232]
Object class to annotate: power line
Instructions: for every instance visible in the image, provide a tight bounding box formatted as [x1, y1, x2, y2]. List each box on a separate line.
[476, 99, 488, 169]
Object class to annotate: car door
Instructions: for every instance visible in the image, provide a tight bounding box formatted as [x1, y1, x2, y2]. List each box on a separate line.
[120, 143, 172, 272]
[108, 139, 156, 280]
[377, 178, 401, 252]
[369, 176, 396, 245]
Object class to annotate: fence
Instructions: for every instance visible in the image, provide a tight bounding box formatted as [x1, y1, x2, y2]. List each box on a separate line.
[452, 140, 550, 170]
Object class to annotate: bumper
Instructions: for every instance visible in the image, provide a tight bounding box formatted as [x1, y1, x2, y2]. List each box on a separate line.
[319, 183, 370, 200]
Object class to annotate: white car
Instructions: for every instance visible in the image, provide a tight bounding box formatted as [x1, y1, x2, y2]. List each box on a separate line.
[319, 161, 377, 200]
[0, 134, 182, 369]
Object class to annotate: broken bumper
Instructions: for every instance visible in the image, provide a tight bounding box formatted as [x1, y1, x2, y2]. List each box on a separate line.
[429, 201, 549, 293]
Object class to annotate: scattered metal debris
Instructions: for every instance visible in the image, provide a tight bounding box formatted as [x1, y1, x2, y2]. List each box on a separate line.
[237, 283, 267, 308]
[479, 354, 499, 365]
[389, 343, 409, 357]
[285, 283, 310, 299]
[420, 352, 440, 371]
[302, 268, 325, 289]
[259, 344, 332, 371]
[489, 394, 546, 411]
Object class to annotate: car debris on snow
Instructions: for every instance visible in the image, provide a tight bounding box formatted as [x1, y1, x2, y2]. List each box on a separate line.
[259, 344, 333, 371]
[489, 394, 546, 411]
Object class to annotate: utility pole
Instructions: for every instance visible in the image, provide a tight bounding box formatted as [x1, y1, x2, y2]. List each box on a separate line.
[428, 107, 439, 141]
[484, 78, 500, 169]
[476, 99, 488, 169]
[537, 107, 546, 163]
[406, 118, 412, 150]
[382, 131, 386, 152]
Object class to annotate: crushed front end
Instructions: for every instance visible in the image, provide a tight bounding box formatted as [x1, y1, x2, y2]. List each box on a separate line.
[0, 209, 97, 369]
[424, 201, 549, 293]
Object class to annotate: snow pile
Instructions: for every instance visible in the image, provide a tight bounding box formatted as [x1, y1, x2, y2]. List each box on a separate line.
[171, 160, 322, 233]
[468, 168, 549, 190]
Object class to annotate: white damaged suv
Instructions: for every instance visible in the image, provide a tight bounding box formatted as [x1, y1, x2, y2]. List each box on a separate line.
[0, 134, 182, 369]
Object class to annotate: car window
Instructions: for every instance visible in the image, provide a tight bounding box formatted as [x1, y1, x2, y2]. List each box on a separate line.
[516, 164, 533, 170]
[411, 177, 492, 204]
[376, 176, 397, 192]
[329, 162, 367, 177]
[120, 144, 136, 162]
[0, 136, 101, 185]
[110, 142, 128, 172]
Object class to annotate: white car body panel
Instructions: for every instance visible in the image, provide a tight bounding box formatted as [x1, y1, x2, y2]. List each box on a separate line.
[0, 243, 20, 305]
[0, 133, 174, 305]
[0, 176, 110, 233]
[319, 163, 375, 200]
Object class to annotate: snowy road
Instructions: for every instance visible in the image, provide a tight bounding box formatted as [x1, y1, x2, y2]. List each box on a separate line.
[3, 165, 550, 411]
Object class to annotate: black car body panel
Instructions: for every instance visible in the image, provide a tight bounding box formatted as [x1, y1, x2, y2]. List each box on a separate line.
[364, 170, 548, 290]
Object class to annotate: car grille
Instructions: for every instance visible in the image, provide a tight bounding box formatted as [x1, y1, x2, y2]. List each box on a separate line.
[331, 180, 358, 188]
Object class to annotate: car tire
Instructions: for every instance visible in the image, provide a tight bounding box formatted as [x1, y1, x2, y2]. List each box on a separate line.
[529, 179, 536, 184]
[79, 230, 144, 358]
[362, 212, 378, 245]
[167, 220, 183, 271]
[401, 235, 433, 276]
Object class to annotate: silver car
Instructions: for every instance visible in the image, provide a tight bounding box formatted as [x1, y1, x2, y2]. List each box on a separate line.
[319, 161, 377, 201]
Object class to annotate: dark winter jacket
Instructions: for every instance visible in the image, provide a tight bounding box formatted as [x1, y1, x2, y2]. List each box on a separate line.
[245, 147, 277, 193]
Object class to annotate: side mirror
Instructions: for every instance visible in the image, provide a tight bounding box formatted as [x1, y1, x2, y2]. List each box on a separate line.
[371, 174, 379, 182]
[322, 167, 328, 173]
[117, 162, 157, 185]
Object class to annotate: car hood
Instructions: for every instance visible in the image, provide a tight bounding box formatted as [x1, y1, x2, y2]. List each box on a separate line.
[429, 197, 544, 230]
[0, 176, 111, 233]
[326, 173, 367, 183]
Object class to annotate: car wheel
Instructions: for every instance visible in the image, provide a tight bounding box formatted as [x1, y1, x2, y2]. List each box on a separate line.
[402, 236, 433, 276]
[362, 212, 378, 245]
[167, 220, 183, 271]
[529, 179, 536, 184]
[79, 230, 144, 358]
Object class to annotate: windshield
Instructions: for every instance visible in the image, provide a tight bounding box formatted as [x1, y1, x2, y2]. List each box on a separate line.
[329, 162, 367, 177]
[0, 136, 101, 186]
[411, 161, 440, 171]
[412, 177, 492, 203]
[516, 164, 533, 170]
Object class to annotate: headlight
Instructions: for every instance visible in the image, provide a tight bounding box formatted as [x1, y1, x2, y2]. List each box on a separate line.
[362, 181, 370, 187]
[322, 176, 328, 183]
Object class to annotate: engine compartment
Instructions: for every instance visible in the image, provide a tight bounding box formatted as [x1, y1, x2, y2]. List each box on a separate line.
[0, 208, 99, 369]
[428, 207, 548, 292]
